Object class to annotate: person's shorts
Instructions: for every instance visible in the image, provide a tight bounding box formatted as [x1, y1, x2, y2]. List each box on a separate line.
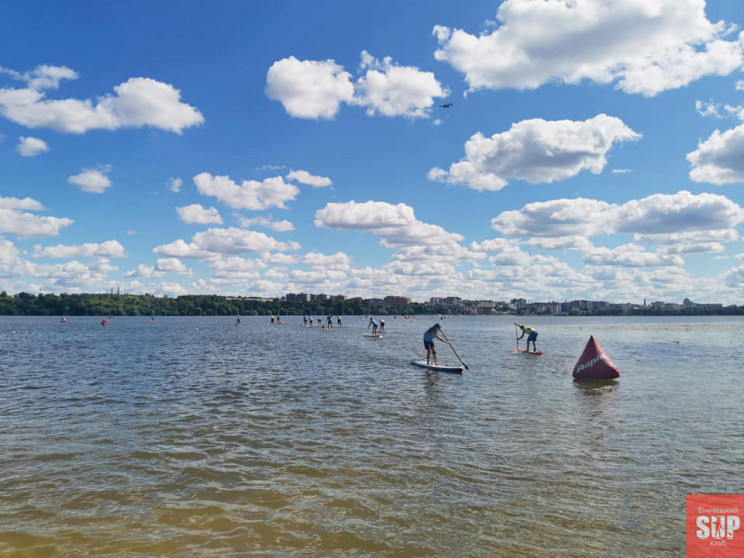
[424, 339, 435, 350]
[527, 331, 538, 342]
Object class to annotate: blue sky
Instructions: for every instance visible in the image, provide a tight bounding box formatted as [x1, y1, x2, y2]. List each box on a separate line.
[2, 0, 744, 304]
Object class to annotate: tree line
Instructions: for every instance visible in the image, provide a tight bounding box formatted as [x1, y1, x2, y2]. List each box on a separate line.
[0, 292, 433, 317]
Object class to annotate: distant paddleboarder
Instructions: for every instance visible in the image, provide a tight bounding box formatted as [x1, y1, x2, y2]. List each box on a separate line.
[516, 323, 538, 353]
[423, 323, 450, 365]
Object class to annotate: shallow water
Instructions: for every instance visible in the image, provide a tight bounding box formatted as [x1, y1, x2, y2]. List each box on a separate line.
[0, 314, 742, 556]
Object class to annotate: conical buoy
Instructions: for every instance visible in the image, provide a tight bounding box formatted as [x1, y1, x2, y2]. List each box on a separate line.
[572, 335, 619, 380]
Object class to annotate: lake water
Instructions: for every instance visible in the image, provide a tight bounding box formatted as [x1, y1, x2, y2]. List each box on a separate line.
[0, 314, 742, 557]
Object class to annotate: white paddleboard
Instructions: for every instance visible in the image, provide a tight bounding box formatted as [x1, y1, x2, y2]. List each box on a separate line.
[410, 359, 463, 374]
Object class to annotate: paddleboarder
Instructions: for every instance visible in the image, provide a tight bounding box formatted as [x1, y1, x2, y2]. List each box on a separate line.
[516, 323, 538, 352]
[367, 317, 379, 336]
[423, 323, 450, 365]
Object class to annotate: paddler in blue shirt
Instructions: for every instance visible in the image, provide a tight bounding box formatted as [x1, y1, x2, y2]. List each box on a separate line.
[368, 318, 379, 335]
[517, 324, 538, 352]
[423, 323, 449, 365]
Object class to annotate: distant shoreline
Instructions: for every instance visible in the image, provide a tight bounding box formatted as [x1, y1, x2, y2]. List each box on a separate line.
[1, 292, 742, 317]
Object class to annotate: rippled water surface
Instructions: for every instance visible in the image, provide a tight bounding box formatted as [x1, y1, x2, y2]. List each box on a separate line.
[1, 315, 742, 557]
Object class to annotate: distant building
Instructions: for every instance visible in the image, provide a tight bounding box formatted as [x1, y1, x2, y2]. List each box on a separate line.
[383, 295, 411, 309]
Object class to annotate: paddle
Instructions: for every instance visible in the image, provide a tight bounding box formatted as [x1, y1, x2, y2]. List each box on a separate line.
[514, 322, 520, 350]
[439, 330, 469, 370]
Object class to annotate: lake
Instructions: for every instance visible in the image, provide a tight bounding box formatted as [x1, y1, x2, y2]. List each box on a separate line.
[0, 314, 742, 557]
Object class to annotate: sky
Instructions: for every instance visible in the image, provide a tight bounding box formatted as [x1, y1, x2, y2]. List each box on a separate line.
[2, 0, 744, 305]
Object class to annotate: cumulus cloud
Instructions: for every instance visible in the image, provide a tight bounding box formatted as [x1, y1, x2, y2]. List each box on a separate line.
[154, 257, 192, 276]
[266, 56, 354, 119]
[176, 203, 223, 225]
[33, 240, 125, 259]
[0, 195, 45, 211]
[687, 123, 744, 184]
[0, 204, 73, 239]
[491, 190, 744, 259]
[315, 200, 463, 248]
[17, 136, 49, 157]
[429, 114, 640, 190]
[239, 216, 295, 232]
[302, 251, 352, 271]
[0, 65, 204, 133]
[352, 51, 449, 118]
[154, 227, 300, 260]
[124, 257, 193, 279]
[68, 164, 112, 193]
[266, 52, 447, 119]
[583, 243, 684, 267]
[433, 0, 744, 96]
[193, 172, 300, 210]
[167, 177, 183, 193]
[286, 169, 332, 187]
[211, 256, 266, 281]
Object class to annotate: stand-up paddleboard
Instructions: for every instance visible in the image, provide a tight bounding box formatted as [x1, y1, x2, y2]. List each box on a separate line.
[364, 333, 383, 339]
[572, 335, 619, 380]
[410, 359, 463, 374]
[514, 346, 544, 356]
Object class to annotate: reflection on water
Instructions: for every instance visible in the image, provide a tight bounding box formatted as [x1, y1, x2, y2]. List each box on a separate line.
[0, 315, 742, 556]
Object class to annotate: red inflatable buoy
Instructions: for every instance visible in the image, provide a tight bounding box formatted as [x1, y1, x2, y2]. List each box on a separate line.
[572, 335, 620, 380]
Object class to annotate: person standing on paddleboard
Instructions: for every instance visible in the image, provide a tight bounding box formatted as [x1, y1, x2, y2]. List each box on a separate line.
[424, 323, 449, 365]
[368, 318, 379, 335]
[517, 324, 538, 352]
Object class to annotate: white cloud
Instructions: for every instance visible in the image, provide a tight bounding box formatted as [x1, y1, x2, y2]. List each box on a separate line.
[68, 165, 112, 193]
[302, 251, 351, 271]
[176, 204, 223, 225]
[124, 264, 165, 279]
[154, 227, 300, 260]
[687, 123, 744, 184]
[433, 0, 744, 97]
[429, 115, 640, 190]
[211, 256, 267, 280]
[0, 206, 73, 238]
[0, 65, 204, 134]
[492, 198, 614, 237]
[315, 200, 463, 249]
[352, 51, 448, 118]
[613, 190, 744, 236]
[124, 257, 193, 279]
[152, 239, 219, 261]
[266, 52, 447, 120]
[240, 216, 295, 232]
[583, 243, 684, 267]
[286, 169, 332, 187]
[33, 240, 125, 259]
[491, 190, 744, 258]
[0, 195, 45, 211]
[17, 136, 49, 157]
[266, 56, 354, 119]
[193, 172, 300, 210]
[167, 177, 183, 193]
[155, 257, 192, 276]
